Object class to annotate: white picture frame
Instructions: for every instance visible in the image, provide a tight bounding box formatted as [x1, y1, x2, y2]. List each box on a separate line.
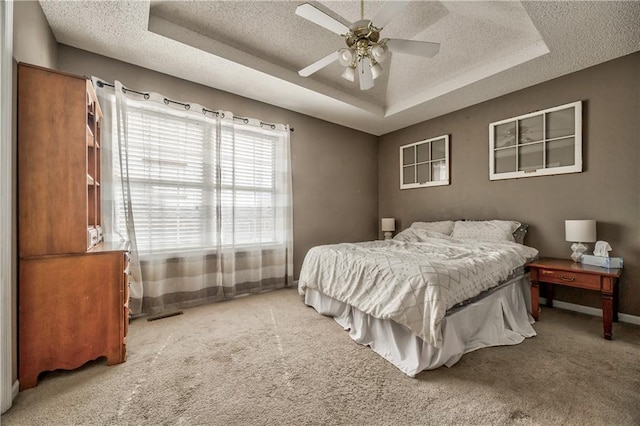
[489, 101, 582, 181]
[400, 135, 450, 189]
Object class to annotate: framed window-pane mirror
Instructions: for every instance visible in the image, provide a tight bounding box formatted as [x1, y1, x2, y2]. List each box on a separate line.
[402, 146, 415, 166]
[489, 101, 582, 180]
[400, 135, 450, 189]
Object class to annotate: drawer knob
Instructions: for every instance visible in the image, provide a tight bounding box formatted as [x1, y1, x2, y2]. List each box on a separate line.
[560, 275, 575, 282]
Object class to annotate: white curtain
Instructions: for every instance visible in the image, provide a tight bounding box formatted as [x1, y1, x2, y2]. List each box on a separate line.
[94, 79, 293, 315]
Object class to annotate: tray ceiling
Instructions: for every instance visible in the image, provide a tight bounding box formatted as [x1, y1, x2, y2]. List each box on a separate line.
[40, 1, 640, 135]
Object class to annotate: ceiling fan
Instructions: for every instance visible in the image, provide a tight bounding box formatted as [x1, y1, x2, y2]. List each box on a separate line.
[296, 0, 440, 90]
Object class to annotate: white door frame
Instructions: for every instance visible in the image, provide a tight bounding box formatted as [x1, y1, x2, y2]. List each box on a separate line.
[1, 0, 15, 414]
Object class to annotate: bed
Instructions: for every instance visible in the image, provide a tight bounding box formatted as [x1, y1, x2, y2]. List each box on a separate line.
[298, 220, 539, 376]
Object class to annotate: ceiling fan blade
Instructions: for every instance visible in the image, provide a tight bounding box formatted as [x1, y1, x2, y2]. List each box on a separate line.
[295, 3, 349, 35]
[386, 39, 440, 58]
[298, 51, 340, 77]
[372, 1, 410, 29]
[357, 59, 374, 91]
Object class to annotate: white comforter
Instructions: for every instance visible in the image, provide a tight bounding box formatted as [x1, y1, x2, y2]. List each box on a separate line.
[298, 231, 538, 348]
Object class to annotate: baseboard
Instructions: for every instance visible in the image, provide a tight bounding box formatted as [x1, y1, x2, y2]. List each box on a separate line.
[539, 297, 640, 325]
[11, 380, 18, 400]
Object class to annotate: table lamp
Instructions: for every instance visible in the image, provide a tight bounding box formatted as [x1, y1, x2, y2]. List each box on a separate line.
[565, 219, 596, 262]
[381, 218, 395, 240]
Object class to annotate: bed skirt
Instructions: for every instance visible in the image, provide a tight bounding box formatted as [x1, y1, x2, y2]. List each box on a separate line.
[303, 274, 536, 377]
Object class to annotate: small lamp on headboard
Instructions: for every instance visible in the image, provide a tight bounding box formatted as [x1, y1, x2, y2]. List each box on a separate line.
[381, 218, 395, 240]
[565, 219, 596, 262]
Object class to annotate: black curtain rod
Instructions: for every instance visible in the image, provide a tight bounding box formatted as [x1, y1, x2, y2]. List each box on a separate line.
[202, 107, 224, 118]
[96, 80, 150, 100]
[95, 80, 294, 132]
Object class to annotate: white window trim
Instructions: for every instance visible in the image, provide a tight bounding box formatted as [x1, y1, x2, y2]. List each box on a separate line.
[1, 0, 15, 413]
[489, 101, 582, 181]
[399, 134, 450, 190]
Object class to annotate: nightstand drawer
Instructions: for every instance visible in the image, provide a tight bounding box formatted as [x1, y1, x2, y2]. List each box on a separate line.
[539, 269, 601, 290]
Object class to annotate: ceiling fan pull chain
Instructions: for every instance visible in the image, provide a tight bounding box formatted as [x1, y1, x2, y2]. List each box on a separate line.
[361, 0, 364, 21]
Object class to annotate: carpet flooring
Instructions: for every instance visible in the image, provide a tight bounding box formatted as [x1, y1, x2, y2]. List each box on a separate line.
[2, 287, 640, 425]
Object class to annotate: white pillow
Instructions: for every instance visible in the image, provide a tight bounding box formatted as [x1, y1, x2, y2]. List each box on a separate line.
[451, 220, 521, 242]
[393, 228, 450, 242]
[393, 228, 416, 242]
[410, 220, 455, 236]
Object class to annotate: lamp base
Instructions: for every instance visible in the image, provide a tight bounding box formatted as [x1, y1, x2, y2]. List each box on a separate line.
[384, 231, 393, 240]
[570, 242, 587, 262]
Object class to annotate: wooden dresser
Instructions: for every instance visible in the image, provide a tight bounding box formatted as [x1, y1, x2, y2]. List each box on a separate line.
[17, 63, 129, 390]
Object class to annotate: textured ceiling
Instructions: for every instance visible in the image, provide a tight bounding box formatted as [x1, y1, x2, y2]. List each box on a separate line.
[39, 1, 640, 135]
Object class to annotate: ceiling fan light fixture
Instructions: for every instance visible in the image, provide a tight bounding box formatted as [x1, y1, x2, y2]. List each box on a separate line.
[370, 43, 389, 63]
[295, 1, 440, 91]
[338, 48, 355, 67]
[341, 66, 356, 82]
[370, 61, 383, 80]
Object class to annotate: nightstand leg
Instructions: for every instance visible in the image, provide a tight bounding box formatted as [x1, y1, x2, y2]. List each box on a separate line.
[601, 293, 613, 340]
[531, 280, 539, 321]
[546, 283, 554, 308]
[613, 280, 619, 323]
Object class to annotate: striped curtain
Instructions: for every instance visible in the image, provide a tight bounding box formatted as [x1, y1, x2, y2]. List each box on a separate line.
[95, 80, 293, 315]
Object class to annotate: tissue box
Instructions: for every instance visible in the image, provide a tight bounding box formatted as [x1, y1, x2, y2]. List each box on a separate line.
[581, 255, 623, 269]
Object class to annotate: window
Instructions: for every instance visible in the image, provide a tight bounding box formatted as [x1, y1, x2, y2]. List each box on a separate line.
[219, 125, 277, 246]
[400, 135, 450, 189]
[489, 101, 582, 180]
[110, 102, 283, 254]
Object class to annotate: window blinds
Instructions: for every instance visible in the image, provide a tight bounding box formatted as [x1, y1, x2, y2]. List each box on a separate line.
[114, 104, 280, 253]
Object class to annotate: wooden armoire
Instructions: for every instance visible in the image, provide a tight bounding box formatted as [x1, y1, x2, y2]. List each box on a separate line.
[17, 63, 130, 390]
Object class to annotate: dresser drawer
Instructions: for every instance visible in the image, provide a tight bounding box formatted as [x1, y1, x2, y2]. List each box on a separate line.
[539, 269, 601, 290]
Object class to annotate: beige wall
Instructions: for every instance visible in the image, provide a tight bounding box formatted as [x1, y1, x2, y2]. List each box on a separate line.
[56, 45, 379, 278]
[13, 1, 57, 68]
[11, 0, 58, 386]
[379, 53, 640, 316]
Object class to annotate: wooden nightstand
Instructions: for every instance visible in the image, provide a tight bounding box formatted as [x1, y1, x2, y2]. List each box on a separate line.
[527, 258, 622, 340]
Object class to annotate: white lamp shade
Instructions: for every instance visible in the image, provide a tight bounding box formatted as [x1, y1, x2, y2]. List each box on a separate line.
[341, 66, 355, 82]
[565, 220, 596, 242]
[371, 44, 388, 63]
[370, 62, 383, 80]
[381, 218, 395, 232]
[338, 48, 354, 67]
